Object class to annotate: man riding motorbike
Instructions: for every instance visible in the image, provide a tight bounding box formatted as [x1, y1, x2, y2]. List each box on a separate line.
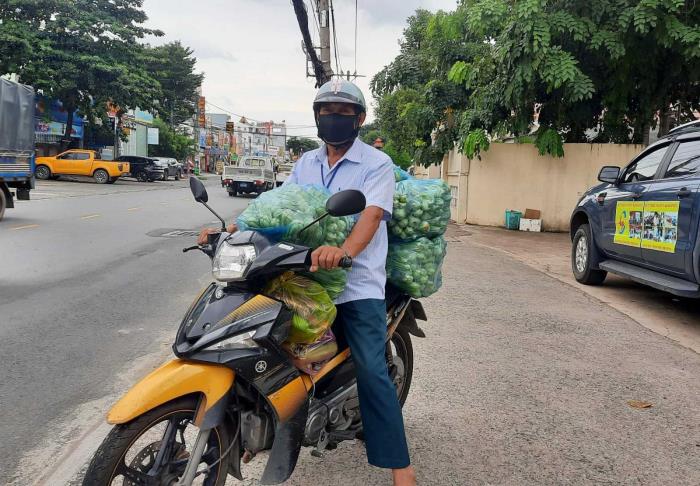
[199, 79, 416, 486]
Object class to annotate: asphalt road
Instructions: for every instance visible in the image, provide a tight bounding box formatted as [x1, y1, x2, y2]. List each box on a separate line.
[2, 181, 699, 485]
[0, 176, 249, 484]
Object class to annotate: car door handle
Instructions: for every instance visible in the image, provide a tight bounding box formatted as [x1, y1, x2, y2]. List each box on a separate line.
[677, 187, 692, 198]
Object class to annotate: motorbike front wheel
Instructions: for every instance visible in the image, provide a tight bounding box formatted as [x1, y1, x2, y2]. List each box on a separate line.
[388, 326, 414, 406]
[83, 396, 232, 486]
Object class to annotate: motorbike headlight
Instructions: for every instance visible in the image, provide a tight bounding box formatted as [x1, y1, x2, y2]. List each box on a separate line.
[212, 244, 256, 281]
[207, 330, 257, 351]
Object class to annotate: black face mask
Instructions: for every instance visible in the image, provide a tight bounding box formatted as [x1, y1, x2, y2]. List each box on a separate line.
[316, 113, 360, 148]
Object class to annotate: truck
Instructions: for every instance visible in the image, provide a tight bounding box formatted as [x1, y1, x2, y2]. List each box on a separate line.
[221, 155, 275, 196]
[35, 149, 130, 184]
[570, 120, 700, 298]
[0, 78, 35, 221]
[275, 160, 294, 187]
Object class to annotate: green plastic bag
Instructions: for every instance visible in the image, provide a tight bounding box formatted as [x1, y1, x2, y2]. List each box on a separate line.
[300, 268, 348, 300]
[265, 271, 337, 344]
[389, 179, 451, 242]
[237, 183, 353, 248]
[386, 236, 447, 298]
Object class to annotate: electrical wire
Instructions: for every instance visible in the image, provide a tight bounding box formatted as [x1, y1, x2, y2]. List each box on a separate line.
[354, 0, 358, 76]
[329, 0, 342, 76]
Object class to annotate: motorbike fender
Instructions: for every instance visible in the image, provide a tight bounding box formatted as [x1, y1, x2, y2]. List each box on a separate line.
[107, 359, 235, 429]
[260, 396, 309, 485]
[399, 301, 426, 338]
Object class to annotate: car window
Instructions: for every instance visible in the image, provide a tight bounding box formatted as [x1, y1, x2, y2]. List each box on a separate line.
[57, 152, 75, 160]
[244, 159, 265, 167]
[621, 146, 668, 183]
[70, 152, 90, 161]
[664, 140, 700, 179]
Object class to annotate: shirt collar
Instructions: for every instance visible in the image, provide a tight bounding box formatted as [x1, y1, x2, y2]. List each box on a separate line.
[315, 138, 363, 166]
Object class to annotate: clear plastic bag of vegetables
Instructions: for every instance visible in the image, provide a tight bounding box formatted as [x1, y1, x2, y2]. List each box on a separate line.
[393, 165, 412, 182]
[386, 236, 447, 298]
[300, 268, 347, 301]
[388, 179, 451, 242]
[264, 271, 336, 343]
[236, 183, 353, 248]
[282, 329, 338, 375]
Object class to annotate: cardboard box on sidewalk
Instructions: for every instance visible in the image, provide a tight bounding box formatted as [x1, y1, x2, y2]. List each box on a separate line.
[519, 209, 542, 232]
[519, 218, 542, 232]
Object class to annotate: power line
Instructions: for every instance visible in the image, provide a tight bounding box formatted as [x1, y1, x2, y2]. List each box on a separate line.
[354, 0, 358, 75]
[329, 0, 342, 75]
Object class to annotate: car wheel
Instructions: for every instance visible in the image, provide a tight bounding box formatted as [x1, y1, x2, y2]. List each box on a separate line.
[93, 169, 110, 184]
[136, 171, 148, 182]
[572, 223, 607, 285]
[35, 165, 51, 180]
[175, 171, 181, 181]
[162, 172, 168, 181]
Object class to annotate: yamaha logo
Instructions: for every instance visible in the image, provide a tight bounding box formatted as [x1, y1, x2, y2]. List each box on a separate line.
[255, 360, 267, 373]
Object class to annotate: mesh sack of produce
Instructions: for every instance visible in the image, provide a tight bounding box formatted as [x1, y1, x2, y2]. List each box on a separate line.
[393, 165, 412, 182]
[236, 183, 353, 247]
[265, 271, 336, 343]
[388, 179, 451, 242]
[282, 329, 338, 375]
[386, 235, 447, 298]
[300, 268, 347, 301]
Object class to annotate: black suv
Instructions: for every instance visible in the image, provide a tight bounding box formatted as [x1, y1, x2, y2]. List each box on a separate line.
[116, 156, 164, 182]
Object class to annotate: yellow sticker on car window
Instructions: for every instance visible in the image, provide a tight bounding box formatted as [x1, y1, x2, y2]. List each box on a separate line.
[614, 201, 679, 253]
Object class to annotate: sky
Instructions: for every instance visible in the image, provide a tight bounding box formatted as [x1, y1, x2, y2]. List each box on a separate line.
[143, 0, 458, 138]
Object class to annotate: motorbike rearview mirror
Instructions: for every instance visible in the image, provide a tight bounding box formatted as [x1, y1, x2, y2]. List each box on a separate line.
[190, 176, 208, 203]
[326, 190, 366, 217]
[189, 177, 226, 231]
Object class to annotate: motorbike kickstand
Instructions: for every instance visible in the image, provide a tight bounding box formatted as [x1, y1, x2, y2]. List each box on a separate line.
[311, 429, 329, 458]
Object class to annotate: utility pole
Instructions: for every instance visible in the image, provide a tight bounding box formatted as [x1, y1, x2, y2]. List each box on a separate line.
[317, 0, 332, 81]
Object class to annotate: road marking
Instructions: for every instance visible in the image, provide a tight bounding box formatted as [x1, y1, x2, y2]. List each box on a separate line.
[80, 214, 101, 220]
[127, 207, 141, 211]
[11, 224, 39, 230]
[160, 202, 168, 205]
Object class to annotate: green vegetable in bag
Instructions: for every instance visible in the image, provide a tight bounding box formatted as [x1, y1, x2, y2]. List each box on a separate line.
[301, 268, 347, 300]
[265, 271, 337, 343]
[237, 183, 354, 248]
[388, 179, 451, 242]
[386, 236, 447, 298]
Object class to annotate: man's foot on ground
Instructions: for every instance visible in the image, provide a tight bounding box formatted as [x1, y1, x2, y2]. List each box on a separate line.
[392, 466, 416, 486]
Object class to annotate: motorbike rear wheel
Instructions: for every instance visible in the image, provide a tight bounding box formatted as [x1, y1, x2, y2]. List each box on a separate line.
[388, 326, 414, 406]
[82, 396, 231, 486]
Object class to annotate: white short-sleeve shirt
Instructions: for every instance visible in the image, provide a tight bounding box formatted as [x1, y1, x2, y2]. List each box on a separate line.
[286, 138, 395, 304]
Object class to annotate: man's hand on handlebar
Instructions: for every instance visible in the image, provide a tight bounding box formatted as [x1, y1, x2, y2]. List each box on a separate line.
[310, 246, 349, 272]
[197, 223, 237, 245]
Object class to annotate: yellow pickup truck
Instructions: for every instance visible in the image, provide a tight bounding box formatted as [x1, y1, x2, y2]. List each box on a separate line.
[35, 149, 129, 184]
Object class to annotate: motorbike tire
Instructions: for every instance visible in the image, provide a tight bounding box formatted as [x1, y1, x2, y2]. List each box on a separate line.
[82, 396, 232, 486]
[390, 326, 414, 407]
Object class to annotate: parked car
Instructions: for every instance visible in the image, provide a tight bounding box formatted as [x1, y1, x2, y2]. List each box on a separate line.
[35, 149, 129, 184]
[570, 120, 700, 298]
[275, 161, 294, 187]
[116, 155, 164, 182]
[151, 157, 182, 181]
[221, 156, 275, 196]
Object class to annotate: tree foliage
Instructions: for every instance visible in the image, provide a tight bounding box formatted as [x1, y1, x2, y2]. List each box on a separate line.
[371, 1, 700, 162]
[148, 118, 194, 160]
[287, 136, 319, 155]
[145, 41, 204, 127]
[0, 1, 203, 144]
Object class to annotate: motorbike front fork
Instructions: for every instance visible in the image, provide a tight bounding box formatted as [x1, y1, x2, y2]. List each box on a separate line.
[176, 429, 212, 486]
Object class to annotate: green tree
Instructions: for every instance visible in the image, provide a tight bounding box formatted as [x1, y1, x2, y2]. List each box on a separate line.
[0, 0, 163, 143]
[148, 118, 194, 160]
[371, 1, 700, 161]
[287, 136, 319, 155]
[146, 41, 203, 127]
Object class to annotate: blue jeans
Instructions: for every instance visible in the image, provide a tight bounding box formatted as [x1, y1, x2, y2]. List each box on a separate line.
[333, 299, 411, 469]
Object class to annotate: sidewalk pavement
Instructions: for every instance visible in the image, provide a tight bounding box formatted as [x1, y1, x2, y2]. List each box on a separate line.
[454, 224, 700, 354]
